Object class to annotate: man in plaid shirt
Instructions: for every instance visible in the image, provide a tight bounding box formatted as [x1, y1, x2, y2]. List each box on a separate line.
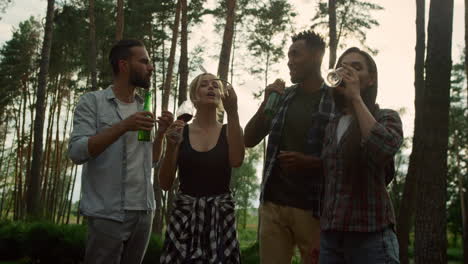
[245, 31, 335, 264]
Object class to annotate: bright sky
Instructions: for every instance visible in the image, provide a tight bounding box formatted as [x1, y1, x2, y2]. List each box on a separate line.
[0, 0, 465, 202]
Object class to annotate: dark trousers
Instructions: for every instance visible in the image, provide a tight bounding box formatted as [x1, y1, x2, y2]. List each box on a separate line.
[84, 210, 154, 264]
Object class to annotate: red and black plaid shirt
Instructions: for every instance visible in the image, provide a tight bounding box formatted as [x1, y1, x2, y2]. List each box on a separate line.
[320, 109, 403, 232]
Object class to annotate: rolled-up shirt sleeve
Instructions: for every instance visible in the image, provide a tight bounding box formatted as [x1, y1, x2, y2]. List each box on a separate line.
[361, 109, 403, 165]
[68, 93, 97, 164]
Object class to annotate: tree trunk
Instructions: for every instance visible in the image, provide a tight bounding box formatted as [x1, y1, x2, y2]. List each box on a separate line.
[396, 1, 425, 263]
[152, 21, 167, 235]
[165, 178, 179, 225]
[465, 0, 467, 103]
[66, 164, 78, 225]
[161, 0, 181, 111]
[89, 0, 98, 91]
[165, 79, 180, 225]
[230, 23, 237, 84]
[150, 22, 163, 236]
[2, 133, 15, 219]
[41, 85, 59, 216]
[115, 0, 124, 41]
[50, 89, 63, 221]
[456, 137, 468, 264]
[328, 0, 337, 69]
[178, 0, 188, 106]
[26, 0, 55, 220]
[0, 118, 12, 218]
[216, 0, 236, 122]
[217, 0, 237, 81]
[414, 0, 453, 262]
[57, 92, 72, 224]
[13, 104, 21, 220]
[18, 89, 27, 219]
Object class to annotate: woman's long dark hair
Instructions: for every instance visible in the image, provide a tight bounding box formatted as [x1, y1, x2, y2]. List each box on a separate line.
[334, 47, 379, 195]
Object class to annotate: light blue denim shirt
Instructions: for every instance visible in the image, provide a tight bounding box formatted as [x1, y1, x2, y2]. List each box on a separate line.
[68, 86, 155, 222]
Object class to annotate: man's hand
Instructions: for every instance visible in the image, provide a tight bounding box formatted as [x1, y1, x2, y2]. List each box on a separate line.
[277, 151, 322, 173]
[156, 111, 174, 134]
[263, 79, 285, 103]
[121, 111, 155, 131]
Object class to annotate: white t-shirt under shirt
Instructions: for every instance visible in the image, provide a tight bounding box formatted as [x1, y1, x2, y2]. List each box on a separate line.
[336, 114, 353, 144]
[115, 98, 147, 210]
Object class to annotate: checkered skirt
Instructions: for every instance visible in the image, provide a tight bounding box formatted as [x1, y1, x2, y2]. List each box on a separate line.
[160, 193, 241, 264]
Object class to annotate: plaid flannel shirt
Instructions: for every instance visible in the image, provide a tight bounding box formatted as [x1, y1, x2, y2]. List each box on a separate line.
[260, 84, 335, 217]
[160, 193, 240, 264]
[320, 109, 403, 232]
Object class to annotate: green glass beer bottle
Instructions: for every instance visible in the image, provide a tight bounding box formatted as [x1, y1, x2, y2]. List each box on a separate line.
[263, 79, 284, 119]
[138, 90, 152, 141]
[264, 92, 280, 119]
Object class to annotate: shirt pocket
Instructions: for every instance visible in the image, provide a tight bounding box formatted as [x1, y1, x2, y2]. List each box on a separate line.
[98, 113, 119, 132]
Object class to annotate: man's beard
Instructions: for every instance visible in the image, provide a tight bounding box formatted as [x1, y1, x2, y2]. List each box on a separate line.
[129, 69, 150, 89]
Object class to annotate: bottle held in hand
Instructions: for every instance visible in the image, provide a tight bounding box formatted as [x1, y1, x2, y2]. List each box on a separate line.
[137, 90, 152, 141]
[324, 67, 346, 87]
[264, 79, 285, 119]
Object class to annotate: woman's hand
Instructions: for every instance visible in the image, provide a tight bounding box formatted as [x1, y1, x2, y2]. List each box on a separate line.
[165, 120, 185, 147]
[335, 64, 362, 102]
[222, 84, 238, 116]
[156, 111, 174, 135]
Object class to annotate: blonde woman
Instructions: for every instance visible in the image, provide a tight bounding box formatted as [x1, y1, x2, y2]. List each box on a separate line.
[159, 73, 245, 263]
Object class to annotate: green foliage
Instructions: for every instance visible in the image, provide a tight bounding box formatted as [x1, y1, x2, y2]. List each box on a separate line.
[0, 17, 41, 114]
[240, 241, 260, 263]
[245, 0, 295, 92]
[0, 220, 463, 264]
[211, 0, 251, 31]
[237, 228, 257, 247]
[0, 221, 26, 261]
[24, 222, 69, 263]
[231, 147, 260, 228]
[187, 0, 208, 24]
[142, 234, 164, 264]
[0, 220, 164, 263]
[388, 133, 410, 220]
[311, 0, 383, 55]
[446, 52, 468, 243]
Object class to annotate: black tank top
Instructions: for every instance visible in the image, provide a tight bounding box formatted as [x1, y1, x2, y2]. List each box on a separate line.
[177, 124, 232, 197]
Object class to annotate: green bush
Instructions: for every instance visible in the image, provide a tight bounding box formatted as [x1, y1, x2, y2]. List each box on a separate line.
[0, 221, 26, 261]
[447, 247, 463, 262]
[241, 241, 260, 264]
[142, 234, 164, 264]
[23, 222, 79, 264]
[58, 224, 87, 263]
[0, 221, 164, 263]
[237, 228, 257, 249]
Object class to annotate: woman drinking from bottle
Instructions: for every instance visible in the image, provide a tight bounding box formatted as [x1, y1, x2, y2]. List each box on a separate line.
[159, 72, 245, 263]
[319, 47, 403, 263]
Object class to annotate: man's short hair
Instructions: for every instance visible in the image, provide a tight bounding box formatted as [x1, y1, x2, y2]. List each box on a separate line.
[109, 39, 144, 75]
[291, 30, 325, 53]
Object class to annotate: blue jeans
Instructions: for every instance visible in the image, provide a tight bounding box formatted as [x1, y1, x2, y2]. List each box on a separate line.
[319, 227, 400, 264]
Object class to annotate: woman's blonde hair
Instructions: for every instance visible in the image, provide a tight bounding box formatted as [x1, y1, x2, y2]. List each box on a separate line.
[188, 73, 225, 112]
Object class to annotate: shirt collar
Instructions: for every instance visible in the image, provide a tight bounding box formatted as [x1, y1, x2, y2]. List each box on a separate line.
[104, 85, 144, 104]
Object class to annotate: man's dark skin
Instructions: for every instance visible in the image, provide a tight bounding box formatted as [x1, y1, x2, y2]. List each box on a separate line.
[244, 39, 324, 172]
